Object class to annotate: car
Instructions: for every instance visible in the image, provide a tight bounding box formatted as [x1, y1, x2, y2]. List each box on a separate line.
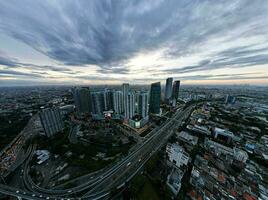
[32, 194, 36, 197]
[126, 162, 131, 167]
[138, 158, 142, 162]
[46, 197, 50, 200]
[68, 190, 72, 193]
[16, 190, 19, 193]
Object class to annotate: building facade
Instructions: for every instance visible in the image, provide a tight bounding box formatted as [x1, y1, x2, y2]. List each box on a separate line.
[225, 95, 236, 104]
[73, 87, 91, 113]
[172, 80, 181, 101]
[122, 83, 130, 119]
[103, 89, 114, 111]
[138, 91, 149, 118]
[113, 90, 123, 114]
[90, 91, 105, 115]
[149, 82, 161, 114]
[39, 108, 64, 137]
[128, 92, 135, 119]
[165, 77, 173, 102]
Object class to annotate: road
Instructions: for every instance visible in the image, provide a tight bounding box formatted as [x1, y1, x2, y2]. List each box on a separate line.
[82, 105, 194, 199]
[0, 104, 195, 199]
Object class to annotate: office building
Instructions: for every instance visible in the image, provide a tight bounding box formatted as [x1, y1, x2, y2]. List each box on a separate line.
[91, 91, 105, 115]
[172, 80, 181, 101]
[165, 77, 173, 102]
[73, 87, 91, 113]
[149, 82, 161, 114]
[122, 83, 130, 119]
[113, 90, 123, 114]
[39, 108, 64, 137]
[138, 91, 149, 118]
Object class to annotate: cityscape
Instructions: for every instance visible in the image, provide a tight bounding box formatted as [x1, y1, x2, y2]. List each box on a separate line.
[0, 81, 267, 200]
[0, 1, 268, 200]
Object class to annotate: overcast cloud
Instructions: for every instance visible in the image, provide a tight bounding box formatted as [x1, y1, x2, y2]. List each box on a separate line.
[0, 0, 268, 85]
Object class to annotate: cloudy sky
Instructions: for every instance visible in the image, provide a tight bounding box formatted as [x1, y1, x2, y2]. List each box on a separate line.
[0, 0, 268, 86]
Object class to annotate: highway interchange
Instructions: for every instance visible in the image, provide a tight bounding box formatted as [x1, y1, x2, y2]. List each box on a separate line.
[0, 104, 195, 200]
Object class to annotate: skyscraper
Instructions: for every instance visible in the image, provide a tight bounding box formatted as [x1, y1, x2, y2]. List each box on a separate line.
[103, 89, 114, 111]
[172, 80, 181, 101]
[73, 87, 91, 113]
[113, 90, 123, 114]
[39, 108, 64, 137]
[165, 77, 173, 102]
[122, 83, 130, 119]
[138, 91, 149, 118]
[90, 91, 105, 115]
[128, 92, 135, 119]
[149, 82, 161, 114]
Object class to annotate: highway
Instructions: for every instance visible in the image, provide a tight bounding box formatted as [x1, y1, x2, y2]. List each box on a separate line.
[82, 105, 194, 199]
[0, 104, 195, 199]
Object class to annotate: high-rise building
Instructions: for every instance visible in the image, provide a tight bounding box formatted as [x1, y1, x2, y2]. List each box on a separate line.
[73, 87, 91, 113]
[103, 89, 114, 111]
[39, 108, 64, 137]
[165, 77, 173, 102]
[172, 80, 181, 101]
[138, 91, 149, 118]
[113, 90, 123, 114]
[149, 82, 161, 114]
[225, 95, 236, 104]
[91, 91, 105, 115]
[128, 92, 135, 119]
[122, 83, 130, 118]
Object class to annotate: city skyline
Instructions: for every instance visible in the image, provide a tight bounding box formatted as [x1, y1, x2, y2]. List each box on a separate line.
[1, 0, 268, 86]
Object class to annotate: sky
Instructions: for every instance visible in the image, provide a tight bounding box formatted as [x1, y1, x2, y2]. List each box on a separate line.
[0, 0, 268, 86]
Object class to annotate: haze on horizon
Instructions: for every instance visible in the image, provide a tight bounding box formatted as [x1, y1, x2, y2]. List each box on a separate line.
[0, 0, 268, 86]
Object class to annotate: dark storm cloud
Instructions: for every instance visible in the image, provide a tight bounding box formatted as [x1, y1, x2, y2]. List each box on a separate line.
[0, 0, 268, 72]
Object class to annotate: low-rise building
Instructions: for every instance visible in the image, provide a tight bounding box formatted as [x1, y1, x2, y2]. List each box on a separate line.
[166, 168, 184, 196]
[36, 150, 49, 165]
[187, 124, 211, 136]
[177, 131, 198, 146]
[212, 127, 234, 144]
[129, 115, 149, 129]
[166, 143, 190, 169]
